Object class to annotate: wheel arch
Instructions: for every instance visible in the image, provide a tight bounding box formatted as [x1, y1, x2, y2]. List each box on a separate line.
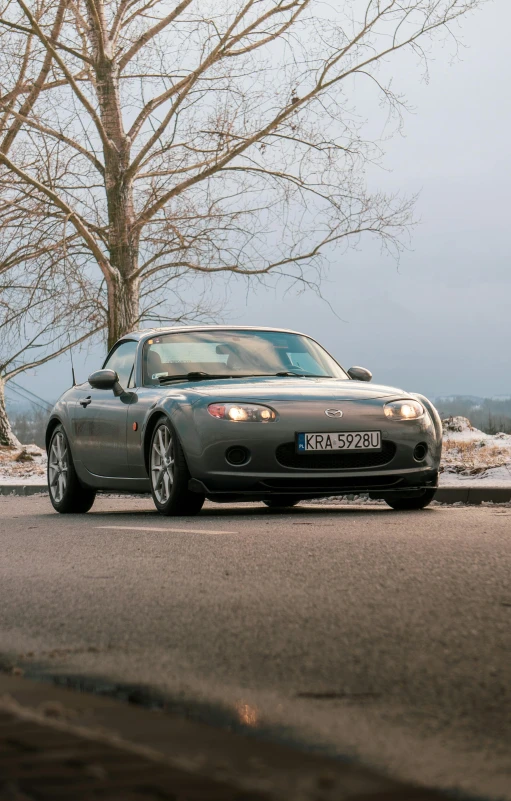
[411, 393, 443, 443]
[45, 416, 64, 453]
[143, 411, 169, 473]
[143, 410, 193, 476]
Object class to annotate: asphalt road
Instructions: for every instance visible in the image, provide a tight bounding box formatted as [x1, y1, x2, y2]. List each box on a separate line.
[1, 495, 510, 799]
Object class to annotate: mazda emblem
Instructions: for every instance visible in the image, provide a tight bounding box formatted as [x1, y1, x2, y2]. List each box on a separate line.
[325, 408, 343, 418]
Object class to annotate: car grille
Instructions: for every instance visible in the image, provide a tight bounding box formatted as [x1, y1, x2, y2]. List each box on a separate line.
[275, 440, 396, 470]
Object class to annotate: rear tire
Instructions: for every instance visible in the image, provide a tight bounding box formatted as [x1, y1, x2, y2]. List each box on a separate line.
[149, 416, 205, 516]
[47, 425, 96, 514]
[385, 488, 436, 511]
[263, 496, 301, 509]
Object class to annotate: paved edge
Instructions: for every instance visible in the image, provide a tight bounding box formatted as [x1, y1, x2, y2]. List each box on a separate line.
[1, 484, 511, 504]
[0, 484, 47, 496]
[0, 673, 453, 800]
[435, 486, 511, 504]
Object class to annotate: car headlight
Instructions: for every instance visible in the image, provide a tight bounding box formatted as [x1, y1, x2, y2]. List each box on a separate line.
[383, 399, 424, 420]
[208, 403, 276, 422]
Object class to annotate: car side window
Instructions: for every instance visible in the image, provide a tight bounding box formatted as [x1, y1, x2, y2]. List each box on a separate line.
[103, 341, 138, 388]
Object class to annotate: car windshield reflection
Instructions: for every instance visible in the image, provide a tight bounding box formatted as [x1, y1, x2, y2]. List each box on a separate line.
[144, 329, 347, 386]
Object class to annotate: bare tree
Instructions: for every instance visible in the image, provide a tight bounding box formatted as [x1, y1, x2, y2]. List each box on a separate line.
[0, 0, 485, 351]
[0, 191, 221, 445]
[0, 250, 105, 446]
[0, 5, 222, 445]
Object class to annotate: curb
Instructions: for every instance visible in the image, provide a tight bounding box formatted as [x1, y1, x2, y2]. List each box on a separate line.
[1, 484, 511, 504]
[0, 673, 451, 800]
[0, 484, 47, 496]
[435, 486, 511, 504]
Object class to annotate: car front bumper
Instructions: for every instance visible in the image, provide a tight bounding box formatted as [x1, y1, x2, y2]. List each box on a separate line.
[181, 398, 442, 500]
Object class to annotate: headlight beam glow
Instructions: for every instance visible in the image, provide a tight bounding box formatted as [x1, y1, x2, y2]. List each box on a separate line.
[208, 403, 276, 422]
[383, 400, 424, 420]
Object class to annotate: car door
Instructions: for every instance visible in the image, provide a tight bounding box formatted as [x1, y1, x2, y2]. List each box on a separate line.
[72, 340, 138, 478]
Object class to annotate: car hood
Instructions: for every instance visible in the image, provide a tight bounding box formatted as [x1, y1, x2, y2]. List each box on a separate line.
[186, 376, 408, 402]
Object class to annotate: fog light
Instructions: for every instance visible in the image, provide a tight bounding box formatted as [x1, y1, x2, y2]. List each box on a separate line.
[413, 443, 428, 461]
[226, 446, 250, 466]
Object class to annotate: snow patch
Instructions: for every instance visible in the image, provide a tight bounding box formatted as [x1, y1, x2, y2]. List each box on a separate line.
[440, 416, 511, 481]
[0, 444, 46, 484]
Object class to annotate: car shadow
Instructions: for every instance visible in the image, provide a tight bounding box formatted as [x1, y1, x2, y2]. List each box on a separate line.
[34, 495, 436, 519]
[84, 502, 407, 518]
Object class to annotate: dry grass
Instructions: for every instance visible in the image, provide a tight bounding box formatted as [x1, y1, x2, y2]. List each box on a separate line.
[442, 439, 511, 475]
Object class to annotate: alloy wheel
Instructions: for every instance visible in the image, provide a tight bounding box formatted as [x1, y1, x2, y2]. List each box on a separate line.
[151, 423, 175, 504]
[48, 431, 69, 504]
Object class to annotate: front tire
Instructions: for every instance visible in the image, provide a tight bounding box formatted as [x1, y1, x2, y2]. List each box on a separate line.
[385, 488, 437, 511]
[47, 425, 96, 514]
[149, 417, 205, 516]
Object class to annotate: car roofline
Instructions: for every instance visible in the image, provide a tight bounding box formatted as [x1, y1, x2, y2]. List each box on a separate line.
[112, 325, 349, 385]
[116, 325, 310, 344]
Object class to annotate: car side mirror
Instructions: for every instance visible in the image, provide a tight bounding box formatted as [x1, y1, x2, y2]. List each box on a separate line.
[348, 366, 372, 382]
[89, 369, 123, 394]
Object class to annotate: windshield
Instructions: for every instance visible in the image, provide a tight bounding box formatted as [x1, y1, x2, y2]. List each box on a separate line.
[143, 330, 348, 385]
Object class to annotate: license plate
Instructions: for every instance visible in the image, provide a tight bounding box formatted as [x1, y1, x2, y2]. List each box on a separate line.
[297, 431, 381, 452]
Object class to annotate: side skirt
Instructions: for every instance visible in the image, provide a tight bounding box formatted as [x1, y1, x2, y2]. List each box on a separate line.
[74, 460, 151, 493]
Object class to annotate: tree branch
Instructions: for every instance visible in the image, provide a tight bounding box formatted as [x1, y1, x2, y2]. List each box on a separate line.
[4, 324, 104, 381]
[0, 14, 94, 64]
[0, 150, 113, 279]
[0, 103, 105, 174]
[15, 0, 111, 150]
[119, 0, 194, 71]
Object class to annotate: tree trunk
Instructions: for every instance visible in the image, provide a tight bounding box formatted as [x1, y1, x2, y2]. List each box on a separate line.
[106, 272, 141, 350]
[95, 57, 140, 350]
[0, 376, 22, 448]
[84, 5, 142, 351]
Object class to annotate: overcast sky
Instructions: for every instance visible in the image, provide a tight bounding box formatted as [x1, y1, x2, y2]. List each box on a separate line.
[8, 0, 509, 409]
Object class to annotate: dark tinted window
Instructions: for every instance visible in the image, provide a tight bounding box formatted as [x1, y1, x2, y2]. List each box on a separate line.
[103, 340, 138, 388]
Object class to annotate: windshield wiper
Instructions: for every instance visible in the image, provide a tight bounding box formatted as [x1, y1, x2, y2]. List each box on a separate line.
[274, 371, 333, 378]
[158, 372, 275, 384]
[159, 372, 235, 383]
[158, 371, 333, 384]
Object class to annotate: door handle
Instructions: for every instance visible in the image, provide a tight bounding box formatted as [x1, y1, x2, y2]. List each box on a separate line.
[79, 396, 92, 408]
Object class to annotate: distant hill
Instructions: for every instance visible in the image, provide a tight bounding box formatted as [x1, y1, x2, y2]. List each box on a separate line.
[435, 395, 511, 404]
[435, 395, 484, 405]
[434, 396, 511, 435]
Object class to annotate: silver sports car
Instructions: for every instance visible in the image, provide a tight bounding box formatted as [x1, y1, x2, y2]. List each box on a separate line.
[46, 326, 442, 515]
